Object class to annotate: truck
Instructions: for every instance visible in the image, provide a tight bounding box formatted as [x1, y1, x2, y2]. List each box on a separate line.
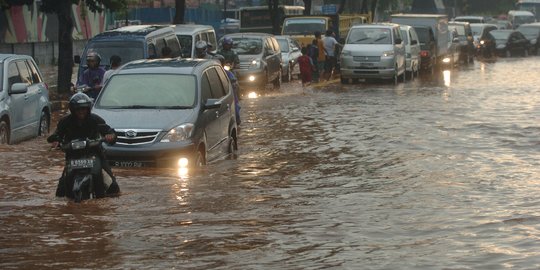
[390, 14, 448, 73]
[281, 13, 371, 47]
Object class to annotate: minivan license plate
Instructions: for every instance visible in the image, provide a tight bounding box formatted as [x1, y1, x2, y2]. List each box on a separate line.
[114, 161, 144, 168]
[70, 159, 95, 169]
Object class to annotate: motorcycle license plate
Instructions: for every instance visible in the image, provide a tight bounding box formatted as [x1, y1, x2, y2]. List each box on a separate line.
[70, 159, 95, 169]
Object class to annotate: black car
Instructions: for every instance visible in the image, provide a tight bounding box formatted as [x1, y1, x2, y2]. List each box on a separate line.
[413, 26, 436, 73]
[449, 21, 475, 64]
[471, 23, 498, 58]
[490, 30, 530, 57]
[517, 23, 540, 55]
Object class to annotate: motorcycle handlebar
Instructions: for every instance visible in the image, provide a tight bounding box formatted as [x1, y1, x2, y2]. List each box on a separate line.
[60, 138, 105, 152]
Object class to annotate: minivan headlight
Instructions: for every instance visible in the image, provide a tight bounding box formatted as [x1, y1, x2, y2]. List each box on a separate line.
[341, 50, 352, 56]
[382, 50, 394, 57]
[250, 59, 261, 69]
[161, 123, 194, 142]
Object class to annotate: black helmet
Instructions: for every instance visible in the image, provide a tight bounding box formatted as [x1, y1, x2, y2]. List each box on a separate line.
[69, 93, 93, 114]
[86, 51, 101, 65]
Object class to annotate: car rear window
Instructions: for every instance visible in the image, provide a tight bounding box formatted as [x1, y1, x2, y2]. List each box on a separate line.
[96, 74, 197, 109]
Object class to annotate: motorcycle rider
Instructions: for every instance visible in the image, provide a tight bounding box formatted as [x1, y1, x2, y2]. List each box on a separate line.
[78, 52, 106, 99]
[47, 93, 119, 198]
[218, 37, 240, 69]
[195, 40, 215, 59]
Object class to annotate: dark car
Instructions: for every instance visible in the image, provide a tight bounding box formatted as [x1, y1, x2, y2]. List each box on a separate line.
[449, 21, 475, 64]
[517, 23, 540, 55]
[0, 54, 51, 144]
[92, 58, 238, 168]
[219, 33, 282, 92]
[413, 26, 436, 73]
[490, 30, 530, 57]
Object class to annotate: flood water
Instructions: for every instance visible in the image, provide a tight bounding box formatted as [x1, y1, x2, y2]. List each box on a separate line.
[1, 58, 539, 269]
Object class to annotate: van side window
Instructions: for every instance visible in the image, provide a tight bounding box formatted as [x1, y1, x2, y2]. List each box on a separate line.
[201, 33, 208, 43]
[27, 60, 42, 83]
[207, 31, 217, 49]
[165, 36, 181, 57]
[155, 38, 166, 57]
[148, 43, 157, 59]
[214, 67, 230, 95]
[201, 72, 212, 103]
[206, 68, 226, 98]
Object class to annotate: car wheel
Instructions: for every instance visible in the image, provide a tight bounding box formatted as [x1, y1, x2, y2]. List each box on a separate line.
[193, 148, 206, 167]
[273, 70, 282, 90]
[38, 110, 49, 136]
[0, 120, 9, 144]
[227, 132, 238, 159]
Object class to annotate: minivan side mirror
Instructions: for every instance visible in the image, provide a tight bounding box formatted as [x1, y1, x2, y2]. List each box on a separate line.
[395, 38, 402, 44]
[204, 98, 221, 110]
[10, 83, 28, 95]
[411, 40, 418, 45]
[74, 55, 81, 64]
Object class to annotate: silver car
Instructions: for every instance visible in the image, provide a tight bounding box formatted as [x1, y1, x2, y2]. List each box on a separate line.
[93, 58, 238, 168]
[275, 35, 302, 82]
[0, 54, 51, 144]
[340, 24, 406, 84]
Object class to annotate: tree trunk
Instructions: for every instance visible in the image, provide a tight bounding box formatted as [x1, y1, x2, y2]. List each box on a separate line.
[173, 0, 185, 24]
[56, 1, 73, 94]
[370, 0, 377, 20]
[361, 0, 369, 13]
[303, 0, 311, 15]
[268, 0, 279, 34]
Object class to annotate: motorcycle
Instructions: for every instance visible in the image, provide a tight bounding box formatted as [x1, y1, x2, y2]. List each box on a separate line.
[223, 62, 242, 125]
[59, 138, 112, 202]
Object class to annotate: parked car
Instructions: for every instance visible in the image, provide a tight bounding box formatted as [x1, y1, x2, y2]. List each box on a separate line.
[490, 30, 530, 57]
[75, 25, 182, 84]
[0, 54, 51, 144]
[444, 29, 461, 67]
[399, 25, 421, 79]
[219, 33, 282, 92]
[340, 23, 406, 84]
[517, 22, 540, 55]
[92, 58, 238, 168]
[275, 35, 302, 82]
[174, 24, 217, 58]
[453, 16, 487, 24]
[470, 23, 498, 57]
[449, 21, 475, 64]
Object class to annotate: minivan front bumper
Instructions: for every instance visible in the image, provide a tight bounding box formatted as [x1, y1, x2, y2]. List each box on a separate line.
[340, 56, 397, 79]
[104, 142, 197, 168]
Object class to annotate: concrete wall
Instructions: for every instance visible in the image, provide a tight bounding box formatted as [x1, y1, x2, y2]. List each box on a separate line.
[0, 40, 88, 65]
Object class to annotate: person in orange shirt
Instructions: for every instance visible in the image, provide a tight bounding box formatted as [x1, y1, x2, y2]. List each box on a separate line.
[315, 31, 326, 82]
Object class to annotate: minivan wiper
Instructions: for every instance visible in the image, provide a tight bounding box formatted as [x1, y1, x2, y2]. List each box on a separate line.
[157, 106, 192, 109]
[121, 105, 157, 109]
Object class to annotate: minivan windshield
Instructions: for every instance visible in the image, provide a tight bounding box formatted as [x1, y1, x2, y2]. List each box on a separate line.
[230, 38, 262, 55]
[83, 41, 144, 67]
[96, 74, 197, 109]
[347, 28, 392, 44]
[177, 35, 193, 58]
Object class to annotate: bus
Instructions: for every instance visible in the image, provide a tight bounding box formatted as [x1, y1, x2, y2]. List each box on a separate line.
[239, 5, 304, 33]
[517, 0, 540, 21]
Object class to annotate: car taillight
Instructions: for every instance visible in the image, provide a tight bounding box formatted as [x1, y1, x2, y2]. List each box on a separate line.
[420, 50, 430, 57]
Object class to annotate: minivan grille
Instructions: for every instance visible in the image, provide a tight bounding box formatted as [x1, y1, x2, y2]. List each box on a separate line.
[239, 62, 251, 69]
[354, 56, 381, 62]
[115, 129, 161, 145]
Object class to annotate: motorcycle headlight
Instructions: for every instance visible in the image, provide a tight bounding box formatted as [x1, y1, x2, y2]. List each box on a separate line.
[382, 50, 394, 57]
[250, 59, 261, 69]
[161, 124, 194, 142]
[480, 40, 485, 45]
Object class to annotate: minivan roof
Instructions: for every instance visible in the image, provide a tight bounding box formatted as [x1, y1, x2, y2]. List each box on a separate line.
[351, 23, 399, 29]
[92, 25, 173, 39]
[116, 58, 217, 75]
[174, 24, 214, 35]
[0, 54, 31, 63]
[224, 32, 274, 38]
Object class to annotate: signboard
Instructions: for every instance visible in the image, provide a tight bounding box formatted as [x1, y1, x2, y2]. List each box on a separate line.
[322, 4, 337, 15]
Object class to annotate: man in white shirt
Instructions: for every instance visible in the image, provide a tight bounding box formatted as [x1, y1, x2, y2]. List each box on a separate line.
[322, 29, 342, 81]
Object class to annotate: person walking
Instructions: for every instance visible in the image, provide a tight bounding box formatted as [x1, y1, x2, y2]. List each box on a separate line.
[315, 31, 326, 81]
[322, 29, 342, 81]
[307, 39, 320, 82]
[297, 47, 315, 87]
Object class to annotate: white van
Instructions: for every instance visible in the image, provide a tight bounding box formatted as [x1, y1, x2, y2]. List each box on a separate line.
[508, 10, 536, 29]
[174, 24, 217, 58]
[399, 25, 421, 80]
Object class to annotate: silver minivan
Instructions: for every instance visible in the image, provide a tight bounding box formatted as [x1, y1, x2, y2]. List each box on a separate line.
[400, 25, 421, 80]
[174, 24, 217, 58]
[340, 23, 406, 84]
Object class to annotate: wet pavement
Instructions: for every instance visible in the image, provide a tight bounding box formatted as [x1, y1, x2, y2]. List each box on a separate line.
[1, 57, 540, 269]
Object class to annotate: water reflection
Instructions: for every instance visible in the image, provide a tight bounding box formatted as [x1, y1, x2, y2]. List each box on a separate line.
[443, 69, 451, 87]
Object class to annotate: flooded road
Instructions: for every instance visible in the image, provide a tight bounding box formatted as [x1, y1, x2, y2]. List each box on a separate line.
[1, 57, 540, 269]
